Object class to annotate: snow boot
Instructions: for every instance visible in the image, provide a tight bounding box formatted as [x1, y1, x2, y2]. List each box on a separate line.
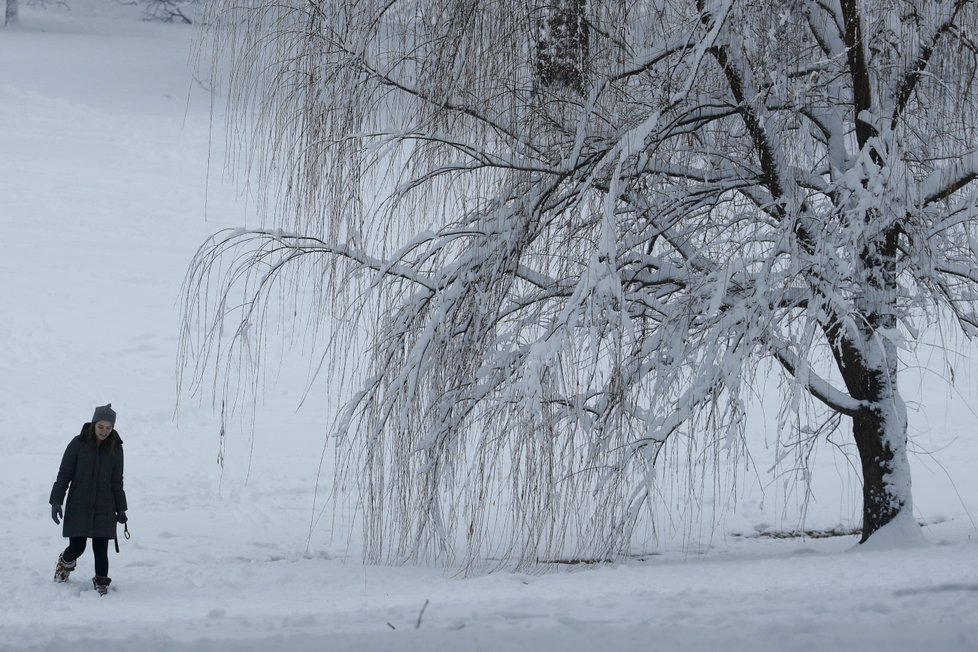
[92, 576, 111, 596]
[54, 554, 76, 582]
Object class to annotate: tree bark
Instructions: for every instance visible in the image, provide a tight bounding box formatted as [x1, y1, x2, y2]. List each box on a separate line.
[850, 399, 908, 542]
[832, 224, 911, 542]
[535, 0, 589, 93]
[832, 325, 910, 542]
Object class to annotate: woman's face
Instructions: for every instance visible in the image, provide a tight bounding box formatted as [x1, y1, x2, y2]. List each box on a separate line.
[94, 421, 113, 441]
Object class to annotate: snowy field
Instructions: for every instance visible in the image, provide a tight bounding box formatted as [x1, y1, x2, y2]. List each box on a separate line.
[1, 3, 977, 651]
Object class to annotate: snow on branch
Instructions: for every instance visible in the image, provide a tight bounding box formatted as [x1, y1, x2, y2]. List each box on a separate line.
[922, 151, 978, 206]
[890, 0, 971, 128]
[192, 0, 978, 564]
[768, 338, 865, 417]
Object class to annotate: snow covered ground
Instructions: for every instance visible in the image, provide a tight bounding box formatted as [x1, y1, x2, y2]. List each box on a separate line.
[1, 3, 977, 650]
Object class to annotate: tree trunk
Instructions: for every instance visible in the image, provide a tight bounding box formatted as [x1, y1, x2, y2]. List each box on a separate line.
[851, 401, 909, 542]
[535, 0, 589, 93]
[4, 0, 19, 27]
[835, 328, 912, 542]
[835, 225, 914, 543]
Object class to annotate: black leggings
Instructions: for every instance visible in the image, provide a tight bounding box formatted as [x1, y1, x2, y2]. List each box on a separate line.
[62, 537, 110, 577]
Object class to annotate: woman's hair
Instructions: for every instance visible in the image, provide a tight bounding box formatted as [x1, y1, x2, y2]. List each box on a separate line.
[87, 422, 118, 455]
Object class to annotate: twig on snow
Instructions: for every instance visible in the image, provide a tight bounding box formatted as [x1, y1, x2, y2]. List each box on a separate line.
[416, 599, 430, 629]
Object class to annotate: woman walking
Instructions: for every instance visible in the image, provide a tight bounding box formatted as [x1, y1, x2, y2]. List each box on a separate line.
[49, 404, 128, 595]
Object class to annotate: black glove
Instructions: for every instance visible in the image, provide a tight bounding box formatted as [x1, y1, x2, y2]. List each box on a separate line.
[117, 511, 128, 524]
[51, 504, 62, 525]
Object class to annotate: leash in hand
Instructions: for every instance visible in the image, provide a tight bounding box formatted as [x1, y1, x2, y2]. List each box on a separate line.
[114, 523, 131, 553]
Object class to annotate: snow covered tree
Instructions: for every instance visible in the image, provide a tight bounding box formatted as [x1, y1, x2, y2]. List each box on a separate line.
[143, 0, 196, 24]
[187, 0, 978, 565]
[4, 0, 19, 27]
[536, 0, 589, 93]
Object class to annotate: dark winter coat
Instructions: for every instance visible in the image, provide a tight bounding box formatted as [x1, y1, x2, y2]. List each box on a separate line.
[49, 424, 128, 539]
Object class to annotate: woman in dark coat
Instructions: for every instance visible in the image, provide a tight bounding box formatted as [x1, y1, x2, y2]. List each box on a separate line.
[49, 404, 128, 595]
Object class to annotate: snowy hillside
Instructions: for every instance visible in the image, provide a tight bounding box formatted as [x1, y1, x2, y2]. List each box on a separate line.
[0, 2, 976, 650]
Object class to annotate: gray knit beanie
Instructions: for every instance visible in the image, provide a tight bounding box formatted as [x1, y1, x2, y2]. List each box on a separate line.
[92, 403, 116, 426]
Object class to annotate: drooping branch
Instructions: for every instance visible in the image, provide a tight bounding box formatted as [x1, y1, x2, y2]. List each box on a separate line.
[706, 44, 785, 214]
[769, 340, 865, 417]
[890, 0, 971, 129]
[922, 151, 978, 206]
[193, 0, 978, 564]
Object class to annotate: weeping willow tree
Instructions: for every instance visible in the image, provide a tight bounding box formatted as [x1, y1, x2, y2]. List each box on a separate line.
[184, 0, 978, 566]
